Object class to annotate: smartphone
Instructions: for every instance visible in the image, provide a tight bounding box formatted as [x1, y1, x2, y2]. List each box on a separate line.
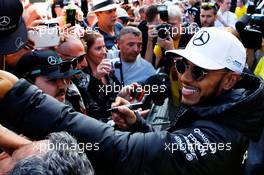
[66, 8, 76, 26]
[28, 25, 60, 48]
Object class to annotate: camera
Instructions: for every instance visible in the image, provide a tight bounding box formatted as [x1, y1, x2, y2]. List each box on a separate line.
[235, 3, 264, 49]
[110, 58, 122, 70]
[155, 23, 172, 39]
[28, 21, 60, 48]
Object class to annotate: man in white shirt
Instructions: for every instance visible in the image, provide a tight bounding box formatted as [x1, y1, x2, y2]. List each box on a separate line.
[107, 26, 156, 85]
[215, 0, 237, 29]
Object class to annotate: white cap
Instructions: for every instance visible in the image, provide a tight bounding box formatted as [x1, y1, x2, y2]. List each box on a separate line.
[92, 0, 119, 12]
[116, 7, 129, 18]
[166, 27, 246, 74]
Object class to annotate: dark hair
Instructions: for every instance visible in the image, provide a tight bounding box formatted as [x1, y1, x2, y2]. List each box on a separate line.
[145, 5, 159, 23]
[9, 132, 94, 175]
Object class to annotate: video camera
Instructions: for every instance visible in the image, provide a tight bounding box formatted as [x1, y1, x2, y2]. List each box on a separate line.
[235, 3, 264, 49]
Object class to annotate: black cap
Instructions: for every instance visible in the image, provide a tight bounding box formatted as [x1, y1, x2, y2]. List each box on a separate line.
[0, 0, 27, 55]
[14, 50, 81, 80]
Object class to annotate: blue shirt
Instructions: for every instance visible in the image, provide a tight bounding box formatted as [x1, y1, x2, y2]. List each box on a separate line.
[93, 22, 123, 50]
[107, 50, 156, 85]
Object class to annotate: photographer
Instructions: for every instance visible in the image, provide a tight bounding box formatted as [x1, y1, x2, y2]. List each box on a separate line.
[146, 5, 193, 69]
[145, 5, 193, 113]
[235, 3, 264, 71]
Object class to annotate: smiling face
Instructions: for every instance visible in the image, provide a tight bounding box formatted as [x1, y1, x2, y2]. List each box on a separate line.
[176, 59, 232, 106]
[86, 37, 107, 65]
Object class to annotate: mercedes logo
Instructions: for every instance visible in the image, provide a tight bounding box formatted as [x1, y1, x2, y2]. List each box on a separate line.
[193, 31, 210, 46]
[15, 37, 25, 50]
[48, 56, 58, 65]
[0, 16, 11, 27]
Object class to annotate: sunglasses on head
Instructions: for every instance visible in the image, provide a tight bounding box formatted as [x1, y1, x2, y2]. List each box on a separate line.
[201, 2, 217, 10]
[201, 2, 216, 7]
[175, 58, 209, 81]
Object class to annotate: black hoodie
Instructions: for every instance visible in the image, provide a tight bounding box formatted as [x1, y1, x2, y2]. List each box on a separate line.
[0, 73, 263, 175]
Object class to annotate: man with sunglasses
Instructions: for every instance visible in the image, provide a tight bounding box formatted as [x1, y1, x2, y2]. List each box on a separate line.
[56, 37, 88, 114]
[0, 27, 264, 174]
[14, 50, 80, 103]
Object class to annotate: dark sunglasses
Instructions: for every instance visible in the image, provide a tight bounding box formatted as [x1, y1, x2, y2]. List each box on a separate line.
[71, 54, 86, 68]
[175, 58, 208, 81]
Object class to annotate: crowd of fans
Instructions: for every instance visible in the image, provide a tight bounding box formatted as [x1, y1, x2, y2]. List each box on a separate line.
[0, 0, 263, 174]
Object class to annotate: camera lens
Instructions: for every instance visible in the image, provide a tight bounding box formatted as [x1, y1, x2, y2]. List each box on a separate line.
[158, 28, 169, 39]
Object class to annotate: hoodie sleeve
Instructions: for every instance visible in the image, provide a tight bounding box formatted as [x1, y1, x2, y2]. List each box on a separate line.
[0, 79, 248, 175]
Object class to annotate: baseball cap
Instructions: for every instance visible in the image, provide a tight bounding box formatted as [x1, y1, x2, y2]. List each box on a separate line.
[14, 50, 81, 80]
[0, 0, 27, 55]
[92, 0, 119, 13]
[166, 27, 246, 74]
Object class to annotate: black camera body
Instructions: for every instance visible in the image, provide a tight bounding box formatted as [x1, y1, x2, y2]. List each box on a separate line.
[235, 4, 264, 50]
[155, 23, 172, 39]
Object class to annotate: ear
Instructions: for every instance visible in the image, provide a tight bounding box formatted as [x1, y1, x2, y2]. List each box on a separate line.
[222, 72, 241, 90]
[117, 39, 121, 47]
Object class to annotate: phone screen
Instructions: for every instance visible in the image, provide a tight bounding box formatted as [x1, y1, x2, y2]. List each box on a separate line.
[66, 9, 76, 26]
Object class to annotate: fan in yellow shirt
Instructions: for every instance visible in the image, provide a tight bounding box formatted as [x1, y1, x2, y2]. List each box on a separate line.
[235, 0, 247, 19]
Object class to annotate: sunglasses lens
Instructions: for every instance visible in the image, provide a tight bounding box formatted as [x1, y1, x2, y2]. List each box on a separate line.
[192, 66, 206, 81]
[78, 55, 85, 62]
[175, 59, 186, 74]
[60, 61, 72, 73]
[175, 59, 207, 81]
[72, 59, 78, 69]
